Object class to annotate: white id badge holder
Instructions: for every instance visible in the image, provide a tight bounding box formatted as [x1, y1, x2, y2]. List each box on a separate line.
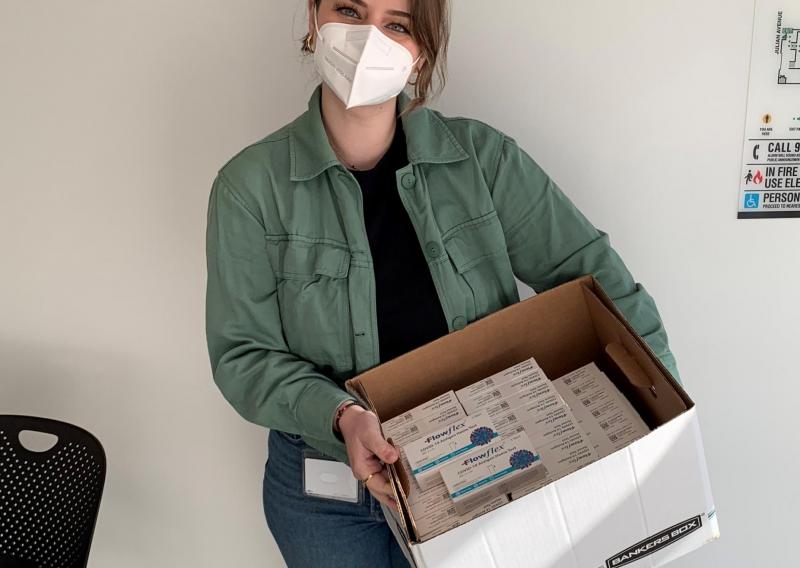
[302, 447, 362, 504]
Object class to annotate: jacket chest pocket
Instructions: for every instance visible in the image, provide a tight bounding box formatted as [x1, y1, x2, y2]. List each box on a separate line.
[264, 235, 353, 370]
[442, 210, 516, 319]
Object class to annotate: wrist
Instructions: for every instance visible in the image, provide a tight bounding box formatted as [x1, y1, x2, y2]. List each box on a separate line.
[333, 400, 365, 437]
[335, 401, 366, 439]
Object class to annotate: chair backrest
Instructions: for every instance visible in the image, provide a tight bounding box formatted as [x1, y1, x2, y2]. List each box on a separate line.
[0, 415, 106, 568]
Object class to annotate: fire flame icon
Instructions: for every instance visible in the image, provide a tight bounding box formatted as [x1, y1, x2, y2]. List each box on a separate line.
[753, 170, 764, 184]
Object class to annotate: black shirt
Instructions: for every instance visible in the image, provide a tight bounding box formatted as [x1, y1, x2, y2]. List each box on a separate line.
[348, 119, 450, 364]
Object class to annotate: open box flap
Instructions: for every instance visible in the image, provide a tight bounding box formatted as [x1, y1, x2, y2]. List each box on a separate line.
[581, 277, 692, 404]
[386, 454, 419, 541]
[346, 274, 601, 421]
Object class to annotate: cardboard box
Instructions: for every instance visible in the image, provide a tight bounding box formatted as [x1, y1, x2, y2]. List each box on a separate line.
[472, 359, 600, 497]
[491, 401, 599, 499]
[346, 275, 719, 567]
[403, 410, 499, 491]
[478, 369, 566, 421]
[398, 478, 509, 542]
[552, 361, 650, 460]
[381, 391, 464, 435]
[381, 396, 466, 447]
[439, 430, 544, 514]
[454, 357, 547, 414]
[382, 398, 507, 541]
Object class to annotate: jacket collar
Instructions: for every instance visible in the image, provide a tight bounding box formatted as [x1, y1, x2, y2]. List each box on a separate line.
[289, 83, 469, 181]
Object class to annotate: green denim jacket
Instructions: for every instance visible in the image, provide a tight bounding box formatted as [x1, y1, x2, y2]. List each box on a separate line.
[205, 83, 681, 464]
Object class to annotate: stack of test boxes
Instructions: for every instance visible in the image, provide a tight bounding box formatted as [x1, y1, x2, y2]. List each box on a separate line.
[382, 357, 651, 538]
[380, 392, 509, 540]
[552, 361, 652, 463]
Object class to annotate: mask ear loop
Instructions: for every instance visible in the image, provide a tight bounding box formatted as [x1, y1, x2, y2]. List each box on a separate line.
[406, 53, 424, 87]
[312, 7, 321, 49]
[404, 52, 424, 85]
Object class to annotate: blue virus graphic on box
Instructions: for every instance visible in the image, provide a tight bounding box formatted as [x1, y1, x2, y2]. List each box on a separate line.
[509, 449, 538, 470]
[470, 427, 495, 446]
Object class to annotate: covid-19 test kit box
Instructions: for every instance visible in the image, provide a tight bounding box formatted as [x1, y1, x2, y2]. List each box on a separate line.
[346, 275, 719, 568]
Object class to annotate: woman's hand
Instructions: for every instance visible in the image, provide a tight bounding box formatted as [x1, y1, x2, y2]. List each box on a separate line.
[337, 404, 400, 513]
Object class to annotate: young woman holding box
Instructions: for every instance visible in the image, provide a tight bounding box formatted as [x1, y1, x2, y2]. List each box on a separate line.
[204, 1, 681, 565]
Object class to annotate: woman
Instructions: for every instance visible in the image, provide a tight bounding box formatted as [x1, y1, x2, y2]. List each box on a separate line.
[204, 1, 682, 566]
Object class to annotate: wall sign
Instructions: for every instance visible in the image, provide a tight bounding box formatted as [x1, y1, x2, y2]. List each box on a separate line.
[738, 1, 800, 219]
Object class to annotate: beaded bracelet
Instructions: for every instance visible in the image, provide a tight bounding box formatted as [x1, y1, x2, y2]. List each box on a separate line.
[333, 399, 365, 434]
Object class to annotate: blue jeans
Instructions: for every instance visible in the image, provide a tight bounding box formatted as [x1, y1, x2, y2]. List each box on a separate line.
[263, 429, 411, 568]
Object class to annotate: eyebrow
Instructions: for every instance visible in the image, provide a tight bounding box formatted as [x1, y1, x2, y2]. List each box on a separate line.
[351, 0, 411, 19]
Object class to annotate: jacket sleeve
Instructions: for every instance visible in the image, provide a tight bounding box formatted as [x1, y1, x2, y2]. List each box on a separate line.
[205, 171, 356, 450]
[489, 134, 682, 385]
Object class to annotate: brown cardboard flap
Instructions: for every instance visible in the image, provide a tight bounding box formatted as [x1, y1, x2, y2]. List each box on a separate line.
[347, 275, 601, 422]
[344, 379, 368, 407]
[384, 439, 415, 541]
[581, 277, 692, 405]
[605, 342, 653, 389]
[580, 280, 689, 425]
[386, 455, 418, 541]
[383, 436, 411, 500]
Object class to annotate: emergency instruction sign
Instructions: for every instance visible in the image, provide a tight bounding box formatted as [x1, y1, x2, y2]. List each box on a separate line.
[738, 0, 800, 218]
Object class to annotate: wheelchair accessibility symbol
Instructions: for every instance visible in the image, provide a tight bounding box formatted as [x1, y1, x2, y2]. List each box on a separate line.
[744, 193, 760, 209]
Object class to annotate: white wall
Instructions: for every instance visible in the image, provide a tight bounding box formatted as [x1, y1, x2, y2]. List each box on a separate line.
[1, 1, 796, 567]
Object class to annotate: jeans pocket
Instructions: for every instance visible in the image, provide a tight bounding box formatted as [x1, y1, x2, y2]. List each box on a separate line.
[276, 429, 307, 446]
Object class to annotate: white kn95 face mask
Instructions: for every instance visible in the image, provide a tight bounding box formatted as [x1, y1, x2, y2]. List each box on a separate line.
[312, 8, 422, 109]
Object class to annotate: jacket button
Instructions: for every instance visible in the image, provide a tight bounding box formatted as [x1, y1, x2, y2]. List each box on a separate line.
[452, 315, 467, 330]
[401, 173, 416, 189]
[425, 241, 441, 258]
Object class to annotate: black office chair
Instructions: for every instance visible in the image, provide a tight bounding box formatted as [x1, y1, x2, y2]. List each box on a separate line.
[0, 415, 106, 568]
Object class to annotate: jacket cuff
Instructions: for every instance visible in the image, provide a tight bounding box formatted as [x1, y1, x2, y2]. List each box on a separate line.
[295, 382, 357, 448]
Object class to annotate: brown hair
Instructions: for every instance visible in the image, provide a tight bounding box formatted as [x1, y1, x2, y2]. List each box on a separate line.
[301, 0, 451, 116]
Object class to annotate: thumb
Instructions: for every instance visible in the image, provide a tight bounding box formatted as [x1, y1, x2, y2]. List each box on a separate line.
[363, 429, 398, 463]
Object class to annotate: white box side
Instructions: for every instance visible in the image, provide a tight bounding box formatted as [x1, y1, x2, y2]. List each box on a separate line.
[411, 485, 579, 568]
[629, 407, 719, 567]
[405, 407, 718, 568]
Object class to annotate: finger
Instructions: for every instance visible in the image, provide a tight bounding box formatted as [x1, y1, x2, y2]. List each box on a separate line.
[359, 452, 384, 471]
[367, 486, 399, 513]
[357, 466, 381, 484]
[365, 469, 400, 512]
[363, 430, 398, 463]
[350, 462, 374, 482]
[351, 445, 385, 476]
[365, 469, 394, 499]
[350, 451, 384, 481]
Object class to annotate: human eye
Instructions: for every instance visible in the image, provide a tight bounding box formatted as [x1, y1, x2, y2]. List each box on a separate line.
[386, 22, 410, 34]
[333, 2, 360, 19]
